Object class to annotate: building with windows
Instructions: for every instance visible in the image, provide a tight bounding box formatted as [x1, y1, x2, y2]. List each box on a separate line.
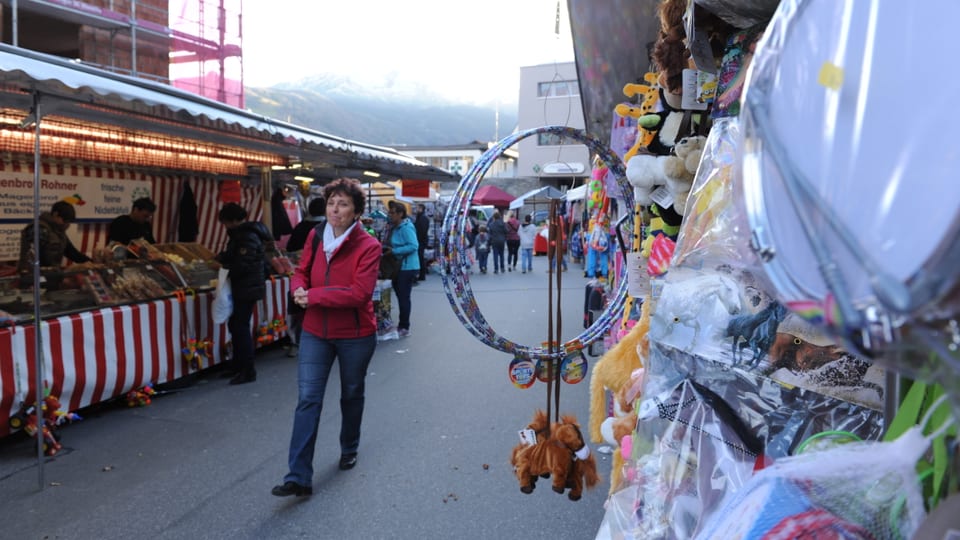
[396, 140, 521, 195]
[397, 141, 518, 179]
[517, 62, 590, 190]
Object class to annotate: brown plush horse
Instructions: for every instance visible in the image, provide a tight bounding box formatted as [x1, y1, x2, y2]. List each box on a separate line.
[510, 409, 551, 491]
[513, 413, 600, 501]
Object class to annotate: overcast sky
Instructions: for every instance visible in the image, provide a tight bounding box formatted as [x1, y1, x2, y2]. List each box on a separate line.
[241, 0, 575, 104]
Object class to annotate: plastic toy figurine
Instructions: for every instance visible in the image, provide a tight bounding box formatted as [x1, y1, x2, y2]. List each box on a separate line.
[126, 384, 156, 407]
[8, 390, 80, 456]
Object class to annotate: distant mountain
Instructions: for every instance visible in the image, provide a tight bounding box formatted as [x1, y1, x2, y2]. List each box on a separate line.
[245, 74, 519, 147]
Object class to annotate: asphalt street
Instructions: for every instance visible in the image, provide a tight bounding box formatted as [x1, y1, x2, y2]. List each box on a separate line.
[0, 260, 614, 540]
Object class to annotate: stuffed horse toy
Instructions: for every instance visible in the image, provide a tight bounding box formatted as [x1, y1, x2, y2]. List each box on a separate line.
[514, 414, 600, 501]
[510, 409, 551, 491]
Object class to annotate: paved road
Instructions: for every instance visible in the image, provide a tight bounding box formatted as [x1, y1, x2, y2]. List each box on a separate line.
[0, 261, 613, 539]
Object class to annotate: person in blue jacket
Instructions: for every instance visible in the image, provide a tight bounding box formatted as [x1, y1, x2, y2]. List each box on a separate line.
[387, 201, 419, 338]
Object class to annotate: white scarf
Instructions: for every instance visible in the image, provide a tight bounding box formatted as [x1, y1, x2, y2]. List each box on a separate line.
[323, 220, 357, 262]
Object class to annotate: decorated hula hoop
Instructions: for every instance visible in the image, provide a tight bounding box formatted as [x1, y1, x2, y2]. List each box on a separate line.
[440, 125, 634, 360]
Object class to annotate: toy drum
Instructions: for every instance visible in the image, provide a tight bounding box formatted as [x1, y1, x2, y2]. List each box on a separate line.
[739, 0, 960, 353]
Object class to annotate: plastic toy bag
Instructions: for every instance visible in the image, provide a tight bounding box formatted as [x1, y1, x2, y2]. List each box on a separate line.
[694, 424, 931, 539]
[671, 117, 756, 274]
[643, 341, 883, 458]
[736, 0, 960, 406]
[596, 378, 761, 540]
[211, 268, 232, 324]
[694, 0, 780, 29]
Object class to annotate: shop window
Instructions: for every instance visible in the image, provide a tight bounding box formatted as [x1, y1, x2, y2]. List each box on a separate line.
[537, 80, 580, 98]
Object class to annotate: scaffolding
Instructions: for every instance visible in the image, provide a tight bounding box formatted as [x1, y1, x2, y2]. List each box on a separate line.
[169, 0, 243, 108]
[0, 0, 244, 107]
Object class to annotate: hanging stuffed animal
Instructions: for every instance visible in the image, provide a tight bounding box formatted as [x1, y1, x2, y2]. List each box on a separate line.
[663, 135, 707, 216]
[589, 298, 651, 494]
[513, 413, 600, 501]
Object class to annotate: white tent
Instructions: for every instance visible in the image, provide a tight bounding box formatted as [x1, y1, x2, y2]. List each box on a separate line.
[509, 186, 566, 209]
[565, 184, 587, 201]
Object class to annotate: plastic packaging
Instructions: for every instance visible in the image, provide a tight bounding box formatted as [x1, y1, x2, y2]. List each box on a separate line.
[737, 0, 960, 397]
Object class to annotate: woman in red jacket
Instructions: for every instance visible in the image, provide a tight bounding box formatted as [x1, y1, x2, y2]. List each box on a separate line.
[273, 178, 381, 498]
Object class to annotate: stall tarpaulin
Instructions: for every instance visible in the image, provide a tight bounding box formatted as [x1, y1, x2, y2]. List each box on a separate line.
[472, 185, 514, 208]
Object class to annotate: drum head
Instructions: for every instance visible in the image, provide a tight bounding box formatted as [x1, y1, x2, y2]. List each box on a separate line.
[741, 0, 960, 327]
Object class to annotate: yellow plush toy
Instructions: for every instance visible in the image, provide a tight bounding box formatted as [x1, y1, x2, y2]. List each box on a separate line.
[588, 297, 651, 493]
[614, 72, 662, 163]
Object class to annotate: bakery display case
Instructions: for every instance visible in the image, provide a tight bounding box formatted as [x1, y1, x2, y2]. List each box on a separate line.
[152, 242, 220, 290]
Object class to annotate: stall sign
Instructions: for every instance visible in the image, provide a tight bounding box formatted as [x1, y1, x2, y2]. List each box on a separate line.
[401, 180, 430, 198]
[220, 180, 242, 203]
[0, 170, 151, 223]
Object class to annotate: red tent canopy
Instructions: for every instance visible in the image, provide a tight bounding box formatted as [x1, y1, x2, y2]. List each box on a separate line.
[472, 185, 514, 208]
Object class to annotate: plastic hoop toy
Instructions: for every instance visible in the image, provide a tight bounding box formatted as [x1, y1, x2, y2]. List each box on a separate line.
[440, 125, 634, 360]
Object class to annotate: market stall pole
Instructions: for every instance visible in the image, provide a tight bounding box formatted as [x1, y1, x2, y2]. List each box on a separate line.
[29, 91, 45, 488]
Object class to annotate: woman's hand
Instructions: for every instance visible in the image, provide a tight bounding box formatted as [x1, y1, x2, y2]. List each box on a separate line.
[293, 287, 309, 308]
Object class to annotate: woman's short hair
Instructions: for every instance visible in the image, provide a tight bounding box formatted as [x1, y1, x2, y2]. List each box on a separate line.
[492, 211, 501, 220]
[388, 200, 407, 218]
[218, 202, 247, 222]
[323, 178, 365, 215]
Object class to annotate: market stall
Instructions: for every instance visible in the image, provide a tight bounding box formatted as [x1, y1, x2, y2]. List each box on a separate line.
[0, 44, 454, 461]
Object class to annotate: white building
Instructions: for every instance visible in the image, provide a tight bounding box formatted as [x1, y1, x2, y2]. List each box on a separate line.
[517, 62, 591, 190]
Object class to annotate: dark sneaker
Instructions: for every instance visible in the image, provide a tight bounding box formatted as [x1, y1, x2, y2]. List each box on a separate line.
[271, 481, 312, 497]
[339, 453, 358, 470]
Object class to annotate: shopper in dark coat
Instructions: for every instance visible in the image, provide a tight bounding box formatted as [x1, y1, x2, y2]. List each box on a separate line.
[216, 203, 273, 385]
[287, 197, 326, 252]
[414, 204, 430, 281]
[487, 211, 507, 274]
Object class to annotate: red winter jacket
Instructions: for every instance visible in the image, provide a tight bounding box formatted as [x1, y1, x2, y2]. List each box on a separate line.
[291, 223, 381, 339]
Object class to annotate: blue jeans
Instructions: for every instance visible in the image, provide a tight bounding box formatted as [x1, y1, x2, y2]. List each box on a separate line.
[392, 269, 417, 331]
[476, 249, 489, 272]
[491, 242, 505, 272]
[228, 297, 257, 373]
[521, 248, 533, 272]
[285, 331, 377, 485]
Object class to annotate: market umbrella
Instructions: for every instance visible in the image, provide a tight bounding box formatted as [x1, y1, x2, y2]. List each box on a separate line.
[472, 185, 514, 208]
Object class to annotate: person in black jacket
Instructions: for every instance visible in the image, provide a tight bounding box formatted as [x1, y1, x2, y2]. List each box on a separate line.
[414, 204, 430, 281]
[216, 203, 273, 385]
[107, 197, 156, 245]
[487, 211, 507, 274]
[286, 197, 325, 253]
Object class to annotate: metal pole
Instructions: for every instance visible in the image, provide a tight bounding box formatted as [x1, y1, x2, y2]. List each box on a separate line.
[12, 0, 18, 47]
[130, 0, 137, 76]
[30, 92, 45, 490]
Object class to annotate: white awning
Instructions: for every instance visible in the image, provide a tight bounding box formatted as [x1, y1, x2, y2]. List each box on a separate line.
[566, 184, 587, 201]
[0, 43, 430, 168]
[509, 185, 566, 209]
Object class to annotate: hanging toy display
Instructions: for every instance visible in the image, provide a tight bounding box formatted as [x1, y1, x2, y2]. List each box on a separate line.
[439, 125, 634, 365]
[256, 319, 288, 346]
